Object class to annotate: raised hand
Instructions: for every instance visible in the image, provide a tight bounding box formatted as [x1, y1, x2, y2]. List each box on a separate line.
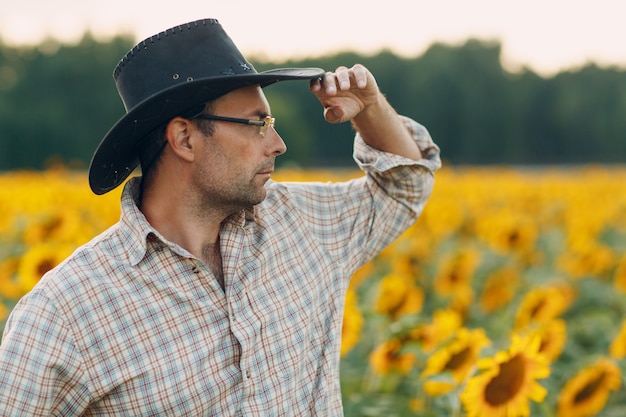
[309, 64, 380, 124]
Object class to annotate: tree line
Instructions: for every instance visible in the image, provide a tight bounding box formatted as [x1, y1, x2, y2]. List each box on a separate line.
[1, 33, 626, 170]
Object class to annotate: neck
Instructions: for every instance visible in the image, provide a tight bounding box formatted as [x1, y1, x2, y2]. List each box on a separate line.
[139, 180, 226, 259]
[202, 238, 225, 290]
[141, 187, 228, 290]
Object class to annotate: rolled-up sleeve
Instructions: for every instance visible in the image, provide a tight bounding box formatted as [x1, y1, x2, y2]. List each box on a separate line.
[354, 115, 441, 174]
[278, 116, 441, 274]
[353, 115, 441, 227]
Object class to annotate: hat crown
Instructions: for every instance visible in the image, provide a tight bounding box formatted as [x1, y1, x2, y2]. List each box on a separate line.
[114, 18, 256, 112]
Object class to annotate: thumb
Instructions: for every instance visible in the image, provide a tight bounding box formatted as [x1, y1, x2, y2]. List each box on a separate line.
[324, 106, 344, 124]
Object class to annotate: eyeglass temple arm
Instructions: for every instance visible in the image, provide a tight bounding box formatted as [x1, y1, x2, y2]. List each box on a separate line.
[197, 114, 266, 126]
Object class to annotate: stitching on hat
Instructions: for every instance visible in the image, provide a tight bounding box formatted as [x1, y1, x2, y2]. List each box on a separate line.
[113, 18, 219, 80]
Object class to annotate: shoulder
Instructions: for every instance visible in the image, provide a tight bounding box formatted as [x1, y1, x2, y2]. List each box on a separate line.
[32, 222, 128, 303]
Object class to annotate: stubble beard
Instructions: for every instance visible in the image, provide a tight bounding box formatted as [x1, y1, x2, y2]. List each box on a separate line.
[200, 175, 268, 217]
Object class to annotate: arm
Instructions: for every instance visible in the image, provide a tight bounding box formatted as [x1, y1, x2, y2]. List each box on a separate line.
[0, 292, 90, 415]
[309, 64, 422, 160]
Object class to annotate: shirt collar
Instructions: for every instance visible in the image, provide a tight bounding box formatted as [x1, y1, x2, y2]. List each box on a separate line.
[118, 177, 160, 266]
[118, 177, 257, 266]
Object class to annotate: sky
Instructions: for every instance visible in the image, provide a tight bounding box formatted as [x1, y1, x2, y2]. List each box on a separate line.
[2, 0, 626, 76]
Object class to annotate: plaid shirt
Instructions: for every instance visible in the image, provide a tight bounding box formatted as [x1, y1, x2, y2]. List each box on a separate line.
[0, 117, 440, 416]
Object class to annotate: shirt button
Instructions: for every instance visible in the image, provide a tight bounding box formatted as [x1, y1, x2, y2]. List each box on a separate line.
[246, 370, 251, 379]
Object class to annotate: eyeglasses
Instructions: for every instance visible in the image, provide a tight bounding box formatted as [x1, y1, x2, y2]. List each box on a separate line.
[193, 114, 275, 137]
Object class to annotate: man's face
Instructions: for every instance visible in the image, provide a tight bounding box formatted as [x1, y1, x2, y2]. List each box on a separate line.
[190, 85, 286, 212]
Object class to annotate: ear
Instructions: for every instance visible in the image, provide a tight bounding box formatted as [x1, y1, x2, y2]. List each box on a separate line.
[165, 117, 196, 162]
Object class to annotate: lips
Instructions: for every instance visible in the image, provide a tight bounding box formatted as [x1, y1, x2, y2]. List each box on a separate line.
[257, 161, 275, 176]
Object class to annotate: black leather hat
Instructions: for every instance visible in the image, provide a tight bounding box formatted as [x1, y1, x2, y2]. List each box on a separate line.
[88, 18, 324, 195]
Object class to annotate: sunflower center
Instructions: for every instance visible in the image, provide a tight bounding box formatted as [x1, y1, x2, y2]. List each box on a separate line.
[530, 299, 546, 319]
[37, 259, 56, 277]
[448, 269, 460, 283]
[484, 354, 525, 406]
[573, 372, 605, 404]
[508, 230, 520, 245]
[445, 347, 471, 371]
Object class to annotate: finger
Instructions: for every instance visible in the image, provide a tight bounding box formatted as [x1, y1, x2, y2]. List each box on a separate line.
[321, 71, 338, 95]
[334, 66, 351, 91]
[309, 76, 322, 91]
[323, 106, 344, 124]
[351, 64, 368, 88]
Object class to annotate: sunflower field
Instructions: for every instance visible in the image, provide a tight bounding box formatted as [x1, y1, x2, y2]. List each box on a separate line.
[1, 165, 626, 417]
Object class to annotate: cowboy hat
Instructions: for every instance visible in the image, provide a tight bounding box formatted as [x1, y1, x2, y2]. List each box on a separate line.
[88, 18, 324, 195]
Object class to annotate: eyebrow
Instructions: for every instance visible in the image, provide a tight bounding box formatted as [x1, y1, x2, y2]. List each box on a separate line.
[252, 109, 271, 119]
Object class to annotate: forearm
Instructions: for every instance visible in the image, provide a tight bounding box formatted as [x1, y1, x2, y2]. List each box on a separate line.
[352, 93, 422, 161]
[311, 64, 425, 161]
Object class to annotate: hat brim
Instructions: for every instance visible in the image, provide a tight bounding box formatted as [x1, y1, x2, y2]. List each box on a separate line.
[88, 67, 325, 195]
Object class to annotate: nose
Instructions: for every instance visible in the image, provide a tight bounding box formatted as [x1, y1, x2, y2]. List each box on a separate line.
[267, 127, 287, 156]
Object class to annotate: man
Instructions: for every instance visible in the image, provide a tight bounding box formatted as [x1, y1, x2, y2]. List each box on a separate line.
[0, 18, 440, 416]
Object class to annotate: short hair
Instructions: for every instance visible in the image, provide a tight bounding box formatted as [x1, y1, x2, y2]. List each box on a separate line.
[137, 101, 216, 199]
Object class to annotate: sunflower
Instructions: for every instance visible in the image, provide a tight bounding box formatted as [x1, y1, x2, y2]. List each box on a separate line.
[532, 319, 567, 362]
[421, 328, 491, 395]
[557, 357, 621, 417]
[433, 248, 481, 297]
[369, 338, 415, 376]
[409, 308, 463, 353]
[448, 284, 475, 319]
[557, 241, 615, 280]
[518, 319, 567, 363]
[350, 260, 375, 288]
[17, 243, 72, 293]
[419, 193, 466, 240]
[383, 223, 435, 280]
[479, 264, 521, 313]
[0, 303, 7, 322]
[460, 333, 550, 417]
[22, 207, 92, 247]
[389, 250, 428, 282]
[423, 380, 456, 397]
[514, 283, 575, 330]
[374, 273, 424, 319]
[409, 397, 426, 413]
[341, 287, 363, 357]
[609, 319, 626, 360]
[474, 209, 538, 256]
[0, 257, 24, 299]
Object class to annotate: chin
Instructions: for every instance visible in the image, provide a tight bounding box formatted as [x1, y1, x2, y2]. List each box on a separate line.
[244, 187, 267, 207]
